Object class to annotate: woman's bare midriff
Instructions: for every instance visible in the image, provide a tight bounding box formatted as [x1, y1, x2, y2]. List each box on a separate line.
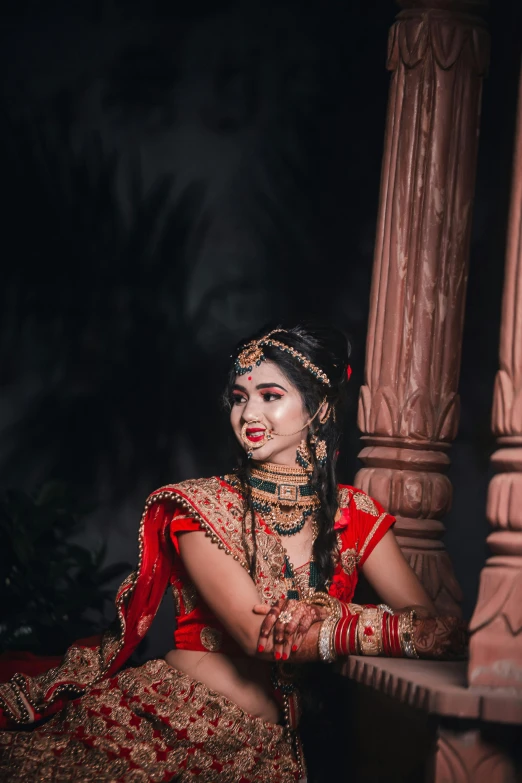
[164, 648, 280, 724]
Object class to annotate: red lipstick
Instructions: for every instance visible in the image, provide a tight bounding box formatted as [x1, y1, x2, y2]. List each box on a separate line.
[245, 427, 266, 442]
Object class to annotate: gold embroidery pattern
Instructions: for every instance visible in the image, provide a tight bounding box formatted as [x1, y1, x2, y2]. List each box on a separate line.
[171, 584, 181, 614]
[340, 548, 359, 576]
[338, 487, 353, 509]
[200, 626, 223, 652]
[137, 613, 154, 639]
[0, 660, 299, 782]
[0, 477, 290, 725]
[181, 583, 199, 613]
[169, 475, 289, 606]
[358, 512, 387, 561]
[0, 643, 102, 724]
[254, 528, 286, 579]
[1, 477, 355, 728]
[158, 477, 250, 570]
[352, 492, 379, 516]
[293, 563, 313, 598]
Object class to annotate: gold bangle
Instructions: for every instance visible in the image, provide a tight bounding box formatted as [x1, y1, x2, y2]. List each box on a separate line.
[399, 609, 419, 659]
[318, 616, 338, 662]
[306, 593, 342, 621]
[356, 606, 384, 656]
[306, 593, 330, 608]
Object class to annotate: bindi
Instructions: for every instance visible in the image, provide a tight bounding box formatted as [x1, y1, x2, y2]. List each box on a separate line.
[247, 376, 252, 381]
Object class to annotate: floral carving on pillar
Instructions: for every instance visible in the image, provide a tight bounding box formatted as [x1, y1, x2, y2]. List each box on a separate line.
[431, 726, 520, 783]
[356, 0, 489, 614]
[468, 64, 522, 690]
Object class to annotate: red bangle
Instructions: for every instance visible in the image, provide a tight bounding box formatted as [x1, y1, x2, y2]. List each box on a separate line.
[389, 615, 402, 656]
[334, 617, 347, 656]
[333, 614, 359, 657]
[347, 615, 359, 655]
[339, 602, 351, 618]
[381, 612, 391, 656]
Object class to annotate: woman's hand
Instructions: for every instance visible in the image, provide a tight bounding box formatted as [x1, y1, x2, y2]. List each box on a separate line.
[413, 615, 468, 660]
[253, 597, 329, 660]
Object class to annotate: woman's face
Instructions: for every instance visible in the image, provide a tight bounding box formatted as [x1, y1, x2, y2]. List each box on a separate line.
[230, 360, 310, 466]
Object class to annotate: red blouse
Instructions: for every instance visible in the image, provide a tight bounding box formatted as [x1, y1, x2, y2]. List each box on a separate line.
[168, 483, 395, 655]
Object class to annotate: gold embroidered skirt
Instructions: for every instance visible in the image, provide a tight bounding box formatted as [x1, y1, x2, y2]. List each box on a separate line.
[0, 659, 300, 782]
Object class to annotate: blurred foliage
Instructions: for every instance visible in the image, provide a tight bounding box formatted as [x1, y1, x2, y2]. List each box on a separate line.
[0, 14, 370, 500]
[0, 482, 129, 654]
[0, 99, 225, 497]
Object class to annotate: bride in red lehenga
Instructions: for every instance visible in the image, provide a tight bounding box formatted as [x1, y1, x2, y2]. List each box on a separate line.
[0, 324, 465, 782]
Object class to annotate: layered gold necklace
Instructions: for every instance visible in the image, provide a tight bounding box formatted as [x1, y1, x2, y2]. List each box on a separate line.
[247, 461, 320, 596]
[247, 461, 319, 537]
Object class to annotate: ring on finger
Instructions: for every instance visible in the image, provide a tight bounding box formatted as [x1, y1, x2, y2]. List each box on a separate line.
[279, 610, 294, 625]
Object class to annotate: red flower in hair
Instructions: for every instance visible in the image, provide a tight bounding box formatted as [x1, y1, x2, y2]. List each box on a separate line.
[346, 365, 352, 380]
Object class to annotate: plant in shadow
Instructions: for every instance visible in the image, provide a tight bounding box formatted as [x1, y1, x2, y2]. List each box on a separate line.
[0, 100, 216, 500]
[0, 482, 130, 655]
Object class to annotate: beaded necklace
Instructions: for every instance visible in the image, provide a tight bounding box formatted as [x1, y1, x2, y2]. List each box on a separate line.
[247, 462, 320, 598]
[247, 462, 319, 537]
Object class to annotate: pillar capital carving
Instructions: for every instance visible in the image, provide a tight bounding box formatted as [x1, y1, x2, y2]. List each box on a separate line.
[357, 2, 489, 614]
[397, 0, 488, 15]
[390, 4, 489, 77]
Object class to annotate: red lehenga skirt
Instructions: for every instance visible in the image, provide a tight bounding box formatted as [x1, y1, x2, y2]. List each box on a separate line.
[0, 659, 300, 782]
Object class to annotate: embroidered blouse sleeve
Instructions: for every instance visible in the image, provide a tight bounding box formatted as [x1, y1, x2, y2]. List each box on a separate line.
[168, 508, 201, 555]
[349, 490, 396, 569]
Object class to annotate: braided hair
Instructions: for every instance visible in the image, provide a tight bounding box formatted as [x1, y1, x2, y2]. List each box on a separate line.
[224, 323, 351, 591]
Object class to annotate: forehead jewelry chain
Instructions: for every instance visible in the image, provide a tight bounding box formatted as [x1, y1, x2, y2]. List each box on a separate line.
[234, 329, 331, 386]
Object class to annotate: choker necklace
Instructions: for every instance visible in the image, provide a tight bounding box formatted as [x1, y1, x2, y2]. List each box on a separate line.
[247, 462, 319, 536]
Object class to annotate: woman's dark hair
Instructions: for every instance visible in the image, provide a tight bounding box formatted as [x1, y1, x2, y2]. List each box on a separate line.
[224, 323, 351, 591]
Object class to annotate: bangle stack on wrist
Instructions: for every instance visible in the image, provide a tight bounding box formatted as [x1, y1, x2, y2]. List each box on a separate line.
[317, 601, 420, 662]
[315, 594, 343, 662]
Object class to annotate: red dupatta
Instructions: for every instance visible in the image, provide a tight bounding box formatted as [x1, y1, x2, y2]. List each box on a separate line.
[0, 476, 393, 728]
[0, 476, 285, 728]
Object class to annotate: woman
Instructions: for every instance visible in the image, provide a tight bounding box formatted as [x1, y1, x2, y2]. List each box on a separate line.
[0, 324, 465, 782]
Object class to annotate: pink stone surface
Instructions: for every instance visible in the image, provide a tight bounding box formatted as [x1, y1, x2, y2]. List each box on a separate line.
[342, 656, 522, 723]
[355, 1, 489, 615]
[468, 63, 522, 692]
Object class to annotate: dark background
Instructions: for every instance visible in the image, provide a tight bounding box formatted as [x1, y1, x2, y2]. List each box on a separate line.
[0, 0, 521, 656]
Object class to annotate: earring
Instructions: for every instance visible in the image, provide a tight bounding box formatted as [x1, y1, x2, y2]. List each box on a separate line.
[296, 439, 313, 473]
[319, 406, 331, 425]
[311, 435, 328, 467]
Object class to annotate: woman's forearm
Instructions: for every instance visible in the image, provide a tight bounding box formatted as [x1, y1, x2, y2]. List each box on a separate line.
[255, 600, 467, 663]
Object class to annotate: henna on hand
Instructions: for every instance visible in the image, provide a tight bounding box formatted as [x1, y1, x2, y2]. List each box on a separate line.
[276, 603, 320, 660]
[256, 596, 286, 652]
[413, 616, 468, 660]
[255, 598, 327, 660]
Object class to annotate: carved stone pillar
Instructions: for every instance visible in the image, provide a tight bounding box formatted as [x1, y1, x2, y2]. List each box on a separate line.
[468, 65, 522, 690]
[355, 0, 489, 614]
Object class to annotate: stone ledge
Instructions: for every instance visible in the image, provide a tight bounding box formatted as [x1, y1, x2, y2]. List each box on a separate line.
[341, 657, 522, 724]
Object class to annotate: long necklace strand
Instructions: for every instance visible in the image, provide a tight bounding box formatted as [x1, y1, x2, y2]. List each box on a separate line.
[247, 462, 320, 596]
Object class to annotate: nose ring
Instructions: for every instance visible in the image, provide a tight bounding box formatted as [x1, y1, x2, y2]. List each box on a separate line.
[240, 418, 273, 454]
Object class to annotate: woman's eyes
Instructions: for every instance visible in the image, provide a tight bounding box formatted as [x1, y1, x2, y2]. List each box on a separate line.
[231, 392, 283, 405]
[262, 392, 283, 402]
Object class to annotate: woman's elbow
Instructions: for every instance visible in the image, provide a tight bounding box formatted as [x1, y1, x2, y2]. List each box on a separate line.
[240, 634, 262, 658]
[233, 627, 262, 658]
